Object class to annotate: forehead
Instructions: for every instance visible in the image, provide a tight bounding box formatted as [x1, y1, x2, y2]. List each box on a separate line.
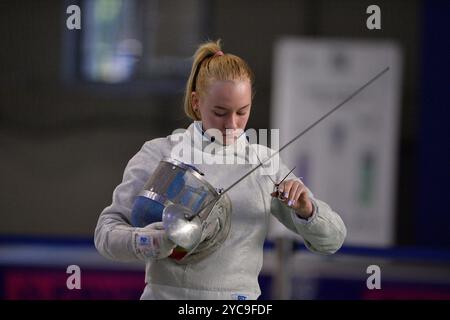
[205, 80, 251, 106]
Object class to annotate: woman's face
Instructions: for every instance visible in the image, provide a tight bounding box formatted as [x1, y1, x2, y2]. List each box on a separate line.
[193, 79, 252, 145]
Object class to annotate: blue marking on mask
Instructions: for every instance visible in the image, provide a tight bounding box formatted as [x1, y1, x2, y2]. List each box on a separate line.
[166, 172, 185, 199]
[131, 196, 165, 227]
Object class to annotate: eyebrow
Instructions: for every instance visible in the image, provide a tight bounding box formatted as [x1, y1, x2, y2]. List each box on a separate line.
[213, 105, 250, 111]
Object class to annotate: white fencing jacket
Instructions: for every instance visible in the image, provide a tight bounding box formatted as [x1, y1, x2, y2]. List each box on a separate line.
[94, 121, 346, 299]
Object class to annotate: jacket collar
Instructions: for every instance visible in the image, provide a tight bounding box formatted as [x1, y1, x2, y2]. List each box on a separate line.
[187, 121, 249, 156]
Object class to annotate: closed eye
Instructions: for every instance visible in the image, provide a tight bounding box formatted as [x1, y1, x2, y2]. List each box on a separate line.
[214, 111, 247, 117]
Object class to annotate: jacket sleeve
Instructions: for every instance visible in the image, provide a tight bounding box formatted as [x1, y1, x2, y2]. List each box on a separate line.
[269, 159, 347, 255]
[94, 140, 164, 262]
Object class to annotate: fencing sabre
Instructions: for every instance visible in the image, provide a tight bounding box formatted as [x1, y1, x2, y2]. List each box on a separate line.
[188, 67, 390, 218]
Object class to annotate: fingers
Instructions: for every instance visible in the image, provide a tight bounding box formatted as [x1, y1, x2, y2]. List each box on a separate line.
[285, 182, 300, 206]
[273, 179, 306, 207]
[147, 221, 165, 231]
[293, 183, 307, 205]
[277, 180, 294, 200]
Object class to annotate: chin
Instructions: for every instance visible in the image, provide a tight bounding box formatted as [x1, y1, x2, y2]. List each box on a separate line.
[222, 136, 236, 145]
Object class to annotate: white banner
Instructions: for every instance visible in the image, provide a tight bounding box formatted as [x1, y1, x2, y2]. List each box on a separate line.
[269, 38, 402, 247]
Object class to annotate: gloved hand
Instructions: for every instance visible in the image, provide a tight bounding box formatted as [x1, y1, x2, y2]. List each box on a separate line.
[133, 222, 177, 260]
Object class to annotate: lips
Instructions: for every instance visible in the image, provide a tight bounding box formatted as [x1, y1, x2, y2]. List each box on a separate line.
[222, 129, 244, 138]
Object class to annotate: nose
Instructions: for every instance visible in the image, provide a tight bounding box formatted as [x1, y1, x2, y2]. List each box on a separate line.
[224, 113, 238, 131]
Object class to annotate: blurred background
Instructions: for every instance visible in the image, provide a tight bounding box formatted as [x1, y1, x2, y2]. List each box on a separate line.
[0, 0, 449, 299]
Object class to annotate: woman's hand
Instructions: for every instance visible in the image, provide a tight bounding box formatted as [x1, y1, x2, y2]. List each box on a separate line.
[134, 222, 177, 260]
[271, 179, 314, 219]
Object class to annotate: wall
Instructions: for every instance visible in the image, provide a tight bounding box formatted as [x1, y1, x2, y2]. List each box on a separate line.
[0, 0, 420, 244]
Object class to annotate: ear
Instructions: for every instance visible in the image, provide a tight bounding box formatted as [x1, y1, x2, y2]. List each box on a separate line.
[191, 91, 199, 108]
[191, 91, 201, 118]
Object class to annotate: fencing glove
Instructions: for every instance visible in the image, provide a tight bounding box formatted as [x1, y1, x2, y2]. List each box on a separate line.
[133, 222, 176, 260]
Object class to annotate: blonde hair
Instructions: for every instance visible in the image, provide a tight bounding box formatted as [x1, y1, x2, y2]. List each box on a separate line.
[184, 39, 254, 120]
